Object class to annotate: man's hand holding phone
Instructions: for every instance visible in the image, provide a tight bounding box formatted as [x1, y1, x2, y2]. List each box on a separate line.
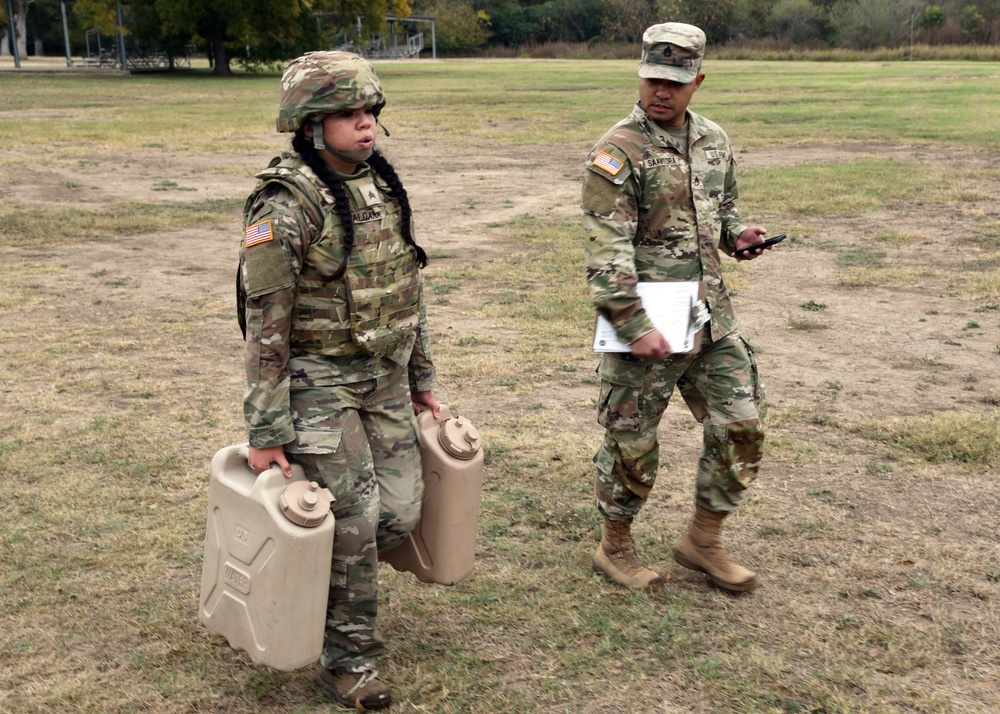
[734, 227, 784, 260]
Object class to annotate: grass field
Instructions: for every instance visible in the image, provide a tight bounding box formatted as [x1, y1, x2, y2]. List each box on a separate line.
[1, 58, 999, 713]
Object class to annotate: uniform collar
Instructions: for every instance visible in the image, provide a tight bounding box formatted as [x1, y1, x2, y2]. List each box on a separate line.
[330, 161, 372, 182]
[632, 101, 706, 149]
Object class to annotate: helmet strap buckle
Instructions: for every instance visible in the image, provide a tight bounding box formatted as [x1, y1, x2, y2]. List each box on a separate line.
[311, 120, 326, 151]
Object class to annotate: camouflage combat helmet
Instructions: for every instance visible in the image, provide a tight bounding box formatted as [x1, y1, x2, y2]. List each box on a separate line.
[276, 51, 386, 134]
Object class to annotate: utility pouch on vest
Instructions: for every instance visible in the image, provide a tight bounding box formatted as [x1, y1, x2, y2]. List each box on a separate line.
[342, 198, 421, 357]
[345, 270, 420, 357]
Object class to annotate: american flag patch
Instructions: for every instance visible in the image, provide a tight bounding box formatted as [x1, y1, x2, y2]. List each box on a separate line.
[593, 151, 624, 177]
[244, 220, 274, 248]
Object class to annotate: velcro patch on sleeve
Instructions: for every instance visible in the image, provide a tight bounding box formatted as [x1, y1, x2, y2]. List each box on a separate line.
[592, 151, 624, 177]
[244, 220, 274, 248]
[582, 170, 623, 217]
[243, 237, 293, 297]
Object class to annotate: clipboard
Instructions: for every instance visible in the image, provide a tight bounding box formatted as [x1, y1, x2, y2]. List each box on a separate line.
[593, 281, 708, 354]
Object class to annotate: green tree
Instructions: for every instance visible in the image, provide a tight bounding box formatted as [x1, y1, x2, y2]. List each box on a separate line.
[729, 0, 778, 40]
[768, 0, 825, 44]
[528, 0, 603, 43]
[484, 0, 534, 47]
[679, 0, 737, 43]
[418, 0, 489, 53]
[958, 3, 986, 39]
[602, 0, 660, 43]
[918, 4, 946, 29]
[72, 0, 408, 75]
[828, 0, 894, 49]
[3, 0, 38, 58]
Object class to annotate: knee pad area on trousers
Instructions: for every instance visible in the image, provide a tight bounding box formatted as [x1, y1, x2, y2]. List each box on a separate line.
[706, 418, 763, 491]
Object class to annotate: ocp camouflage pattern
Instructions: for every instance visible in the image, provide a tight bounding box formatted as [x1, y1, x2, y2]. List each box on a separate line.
[240, 149, 433, 672]
[582, 102, 747, 346]
[241, 154, 434, 450]
[276, 51, 386, 133]
[583, 102, 764, 516]
[290, 369, 423, 671]
[593, 335, 764, 515]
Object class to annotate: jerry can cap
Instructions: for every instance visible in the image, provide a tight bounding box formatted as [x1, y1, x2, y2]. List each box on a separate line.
[438, 415, 482, 460]
[280, 481, 334, 527]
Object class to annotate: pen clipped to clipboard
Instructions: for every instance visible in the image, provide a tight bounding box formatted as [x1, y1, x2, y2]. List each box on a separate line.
[593, 281, 709, 354]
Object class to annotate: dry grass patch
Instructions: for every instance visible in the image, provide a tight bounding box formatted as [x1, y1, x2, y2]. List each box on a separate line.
[861, 410, 999, 467]
[840, 265, 944, 287]
[786, 318, 829, 331]
[1, 199, 240, 247]
[871, 230, 933, 245]
[963, 270, 1000, 300]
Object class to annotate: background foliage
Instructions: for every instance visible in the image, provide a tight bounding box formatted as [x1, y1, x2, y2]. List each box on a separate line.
[5, 0, 1000, 66]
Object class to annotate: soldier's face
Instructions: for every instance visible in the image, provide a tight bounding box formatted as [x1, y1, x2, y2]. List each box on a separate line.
[307, 107, 377, 173]
[639, 74, 704, 127]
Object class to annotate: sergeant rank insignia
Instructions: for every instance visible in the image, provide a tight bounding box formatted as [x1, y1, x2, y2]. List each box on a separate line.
[592, 151, 624, 177]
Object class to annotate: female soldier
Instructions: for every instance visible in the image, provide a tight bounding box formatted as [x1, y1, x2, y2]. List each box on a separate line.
[238, 51, 438, 710]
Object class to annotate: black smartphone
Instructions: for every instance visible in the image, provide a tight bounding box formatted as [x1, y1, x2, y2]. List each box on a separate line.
[735, 234, 786, 256]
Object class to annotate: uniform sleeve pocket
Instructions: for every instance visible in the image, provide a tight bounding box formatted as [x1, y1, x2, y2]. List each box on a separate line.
[243, 308, 264, 385]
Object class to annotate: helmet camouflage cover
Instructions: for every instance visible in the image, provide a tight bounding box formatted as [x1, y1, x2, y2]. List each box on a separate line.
[276, 51, 386, 133]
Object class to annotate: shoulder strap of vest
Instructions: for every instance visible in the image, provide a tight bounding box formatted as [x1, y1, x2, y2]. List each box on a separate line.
[237, 156, 349, 339]
[250, 157, 331, 256]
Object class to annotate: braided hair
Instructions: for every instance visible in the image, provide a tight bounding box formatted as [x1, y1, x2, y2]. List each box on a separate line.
[291, 131, 427, 280]
[368, 150, 428, 269]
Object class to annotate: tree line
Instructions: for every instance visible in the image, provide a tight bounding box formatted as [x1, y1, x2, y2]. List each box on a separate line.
[5, 0, 1000, 72]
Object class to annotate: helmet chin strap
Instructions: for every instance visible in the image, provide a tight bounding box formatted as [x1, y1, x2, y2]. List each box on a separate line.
[310, 119, 374, 164]
[310, 120, 327, 151]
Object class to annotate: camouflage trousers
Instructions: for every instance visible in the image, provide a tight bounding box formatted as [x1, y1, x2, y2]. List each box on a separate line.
[594, 332, 765, 519]
[287, 363, 422, 672]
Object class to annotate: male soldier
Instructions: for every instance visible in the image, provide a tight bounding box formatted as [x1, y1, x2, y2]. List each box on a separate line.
[583, 23, 771, 593]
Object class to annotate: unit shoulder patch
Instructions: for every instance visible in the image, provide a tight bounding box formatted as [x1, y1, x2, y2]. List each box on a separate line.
[244, 220, 274, 248]
[592, 151, 625, 177]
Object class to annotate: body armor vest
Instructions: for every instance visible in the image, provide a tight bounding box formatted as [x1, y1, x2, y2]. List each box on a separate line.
[250, 155, 421, 359]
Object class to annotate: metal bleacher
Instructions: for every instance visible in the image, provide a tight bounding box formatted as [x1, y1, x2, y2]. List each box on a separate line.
[360, 33, 424, 60]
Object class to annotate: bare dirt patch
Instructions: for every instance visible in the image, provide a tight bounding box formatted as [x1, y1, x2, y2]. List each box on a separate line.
[3, 134, 999, 712]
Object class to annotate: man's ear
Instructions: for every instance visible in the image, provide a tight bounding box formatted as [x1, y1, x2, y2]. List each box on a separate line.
[303, 123, 314, 138]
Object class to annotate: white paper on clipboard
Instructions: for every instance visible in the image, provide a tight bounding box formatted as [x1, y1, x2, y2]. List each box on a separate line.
[593, 281, 703, 353]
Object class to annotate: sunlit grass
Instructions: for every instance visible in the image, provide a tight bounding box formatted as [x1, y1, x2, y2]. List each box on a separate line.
[2, 58, 1000, 714]
[739, 159, 953, 215]
[2, 59, 999, 152]
[0, 198, 242, 246]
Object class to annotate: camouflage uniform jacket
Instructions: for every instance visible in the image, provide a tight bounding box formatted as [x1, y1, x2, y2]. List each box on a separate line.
[582, 102, 748, 346]
[241, 152, 435, 449]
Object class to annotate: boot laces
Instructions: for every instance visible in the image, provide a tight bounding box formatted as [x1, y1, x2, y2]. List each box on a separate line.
[346, 667, 380, 697]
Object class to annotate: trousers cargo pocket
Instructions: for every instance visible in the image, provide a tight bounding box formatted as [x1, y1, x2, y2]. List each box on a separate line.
[738, 335, 766, 409]
[596, 356, 647, 432]
[285, 426, 343, 456]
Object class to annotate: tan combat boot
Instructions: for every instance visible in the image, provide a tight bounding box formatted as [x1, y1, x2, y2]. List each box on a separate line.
[673, 505, 757, 593]
[592, 518, 665, 589]
[317, 666, 392, 711]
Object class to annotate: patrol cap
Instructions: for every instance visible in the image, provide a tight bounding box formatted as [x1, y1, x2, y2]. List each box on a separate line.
[638, 22, 706, 84]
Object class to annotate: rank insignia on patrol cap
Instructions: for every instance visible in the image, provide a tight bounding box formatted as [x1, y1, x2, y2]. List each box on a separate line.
[638, 22, 706, 84]
[593, 151, 624, 177]
[244, 220, 274, 248]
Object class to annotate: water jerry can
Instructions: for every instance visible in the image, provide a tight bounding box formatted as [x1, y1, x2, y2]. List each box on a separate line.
[381, 405, 484, 585]
[199, 444, 335, 671]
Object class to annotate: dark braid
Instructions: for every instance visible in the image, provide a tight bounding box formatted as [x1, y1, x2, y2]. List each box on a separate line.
[369, 150, 428, 269]
[291, 131, 355, 280]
